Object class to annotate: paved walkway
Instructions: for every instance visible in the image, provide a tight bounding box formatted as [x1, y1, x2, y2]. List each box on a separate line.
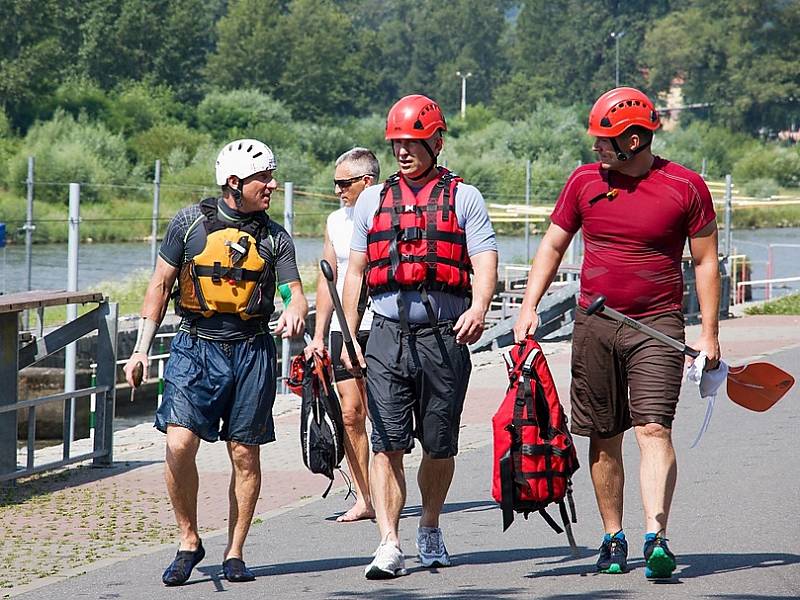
[3, 315, 799, 599]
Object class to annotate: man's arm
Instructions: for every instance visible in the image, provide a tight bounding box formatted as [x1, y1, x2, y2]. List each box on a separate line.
[512, 223, 575, 342]
[274, 280, 308, 339]
[124, 257, 179, 386]
[305, 231, 336, 357]
[688, 220, 721, 366]
[340, 249, 368, 370]
[454, 250, 498, 345]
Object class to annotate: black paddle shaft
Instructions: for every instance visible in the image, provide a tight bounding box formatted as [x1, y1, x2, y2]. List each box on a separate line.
[585, 295, 700, 359]
[320, 259, 364, 378]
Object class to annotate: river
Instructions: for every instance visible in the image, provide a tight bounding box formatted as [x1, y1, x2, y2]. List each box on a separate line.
[2, 229, 799, 301]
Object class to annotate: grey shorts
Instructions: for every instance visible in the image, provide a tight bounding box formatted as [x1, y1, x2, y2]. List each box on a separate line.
[365, 315, 472, 459]
[330, 330, 370, 383]
[569, 307, 685, 438]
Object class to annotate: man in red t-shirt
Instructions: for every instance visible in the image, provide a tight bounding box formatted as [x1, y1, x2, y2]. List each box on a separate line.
[513, 87, 721, 579]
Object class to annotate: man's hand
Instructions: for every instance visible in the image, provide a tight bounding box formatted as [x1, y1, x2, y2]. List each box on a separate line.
[124, 352, 149, 388]
[453, 306, 486, 345]
[304, 337, 325, 359]
[341, 337, 366, 374]
[274, 307, 305, 339]
[513, 308, 539, 343]
[688, 333, 721, 370]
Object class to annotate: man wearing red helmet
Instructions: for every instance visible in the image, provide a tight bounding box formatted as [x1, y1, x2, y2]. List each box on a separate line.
[341, 94, 498, 579]
[513, 87, 721, 579]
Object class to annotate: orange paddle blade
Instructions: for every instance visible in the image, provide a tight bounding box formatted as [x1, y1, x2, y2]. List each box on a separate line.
[726, 362, 795, 412]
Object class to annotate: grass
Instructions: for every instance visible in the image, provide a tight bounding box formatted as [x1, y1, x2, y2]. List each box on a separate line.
[744, 292, 800, 315]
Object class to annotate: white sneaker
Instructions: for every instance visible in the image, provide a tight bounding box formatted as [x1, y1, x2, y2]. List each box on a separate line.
[364, 542, 407, 579]
[416, 527, 452, 567]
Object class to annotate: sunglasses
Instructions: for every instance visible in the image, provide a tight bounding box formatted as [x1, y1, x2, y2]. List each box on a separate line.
[333, 174, 369, 189]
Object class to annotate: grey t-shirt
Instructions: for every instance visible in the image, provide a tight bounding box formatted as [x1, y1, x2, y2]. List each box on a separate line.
[160, 198, 301, 340]
[351, 177, 497, 323]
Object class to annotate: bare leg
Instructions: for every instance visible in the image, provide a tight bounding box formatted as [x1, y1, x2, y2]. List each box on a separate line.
[224, 442, 262, 560]
[336, 378, 375, 522]
[164, 425, 202, 551]
[634, 423, 677, 534]
[417, 452, 455, 529]
[589, 433, 625, 534]
[370, 450, 405, 545]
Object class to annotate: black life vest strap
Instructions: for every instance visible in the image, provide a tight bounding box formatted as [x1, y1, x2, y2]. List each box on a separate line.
[193, 265, 262, 282]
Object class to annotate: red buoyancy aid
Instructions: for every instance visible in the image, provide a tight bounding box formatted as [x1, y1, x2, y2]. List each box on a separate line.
[492, 337, 579, 554]
[365, 168, 472, 296]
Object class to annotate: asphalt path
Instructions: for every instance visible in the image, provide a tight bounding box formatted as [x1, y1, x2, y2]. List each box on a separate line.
[14, 346, 800, 600]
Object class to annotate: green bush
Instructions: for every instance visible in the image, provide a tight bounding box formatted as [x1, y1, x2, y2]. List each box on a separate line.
[738, 177, 780, 199]
[50, 77, 110, 122]
[128, 123, 212, 172]
[507, 103, 588, 163]
[654, 122, 757, 178]
[105, 81, 181, 135]
[196, 89, 293, 142]
[733, 145, 800, 188]
[5, 111, 130, 203]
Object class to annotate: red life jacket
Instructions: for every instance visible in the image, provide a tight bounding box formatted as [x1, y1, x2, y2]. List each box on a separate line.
[365, 168, 472, 296]
[492, 337, 580, 554]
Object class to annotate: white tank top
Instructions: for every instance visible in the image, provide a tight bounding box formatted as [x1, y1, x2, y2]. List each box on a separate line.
[327, 206, 373, 332]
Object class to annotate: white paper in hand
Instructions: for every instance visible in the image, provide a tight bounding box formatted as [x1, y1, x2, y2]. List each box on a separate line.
[685, 352, 729, 448]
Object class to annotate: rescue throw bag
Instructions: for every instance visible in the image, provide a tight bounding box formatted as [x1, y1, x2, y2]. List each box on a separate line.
[492, 336, 579, 554]
[297, 350, 346, 497]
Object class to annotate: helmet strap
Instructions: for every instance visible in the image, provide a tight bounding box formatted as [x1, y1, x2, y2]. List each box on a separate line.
[231, 184, 243, 209]
[392, 139, 438, 181]
[610, 136, 651, 162]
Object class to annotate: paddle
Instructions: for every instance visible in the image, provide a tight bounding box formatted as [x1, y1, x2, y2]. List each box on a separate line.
[585, 295, 795, 412]
[320, 259, 363, 379]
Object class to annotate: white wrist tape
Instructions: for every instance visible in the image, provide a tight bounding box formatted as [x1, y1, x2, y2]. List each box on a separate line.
[133, 317, 159, 355]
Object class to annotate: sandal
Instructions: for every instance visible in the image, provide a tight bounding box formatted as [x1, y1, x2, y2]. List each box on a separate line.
[222, 557, 256, 582]
[162, 540, 205, 586]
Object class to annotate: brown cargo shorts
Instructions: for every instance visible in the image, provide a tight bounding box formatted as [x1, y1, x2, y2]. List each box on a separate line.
[569, 306, 685, 438]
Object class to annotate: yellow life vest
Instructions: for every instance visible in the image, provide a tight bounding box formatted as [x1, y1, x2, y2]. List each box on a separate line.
[177, 199, 275, 320]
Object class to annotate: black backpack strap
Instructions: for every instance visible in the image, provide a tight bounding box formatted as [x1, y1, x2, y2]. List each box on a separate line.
[537, 507, 563, 534]
[499, 448, 516, 532]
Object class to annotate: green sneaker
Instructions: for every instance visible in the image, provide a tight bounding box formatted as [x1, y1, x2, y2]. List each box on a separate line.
[596, 531, 628, 574]
[643, 533, 676, 579]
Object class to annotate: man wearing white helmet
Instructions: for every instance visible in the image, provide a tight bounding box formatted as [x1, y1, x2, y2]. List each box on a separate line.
[123, 139, 307, 586]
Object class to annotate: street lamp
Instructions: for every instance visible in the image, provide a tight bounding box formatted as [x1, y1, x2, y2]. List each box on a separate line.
[456, 70, 472, 119]
[610, 31, 625, 87]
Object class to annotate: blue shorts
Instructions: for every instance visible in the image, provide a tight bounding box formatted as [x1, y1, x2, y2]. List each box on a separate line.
[155, 331, 277, 445]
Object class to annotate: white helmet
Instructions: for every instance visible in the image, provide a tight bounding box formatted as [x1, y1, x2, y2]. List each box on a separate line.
[214, 139, 277, 186]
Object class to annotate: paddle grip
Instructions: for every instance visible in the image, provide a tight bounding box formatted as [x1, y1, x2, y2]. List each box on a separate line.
[319, 259, 363, 378]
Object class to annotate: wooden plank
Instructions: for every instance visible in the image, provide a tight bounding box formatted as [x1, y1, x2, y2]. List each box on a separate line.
[0, 290, 104, 313]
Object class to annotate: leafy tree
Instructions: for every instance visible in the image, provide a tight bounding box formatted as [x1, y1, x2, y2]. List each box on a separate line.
[195, 89, 293, 140]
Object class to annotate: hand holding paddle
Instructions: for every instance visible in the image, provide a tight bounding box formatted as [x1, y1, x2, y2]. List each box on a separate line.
[320, 259, 364, 378]
[586, 295, 795, 412]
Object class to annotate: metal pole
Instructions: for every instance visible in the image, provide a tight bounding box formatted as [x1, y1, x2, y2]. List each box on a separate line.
[280, 182, 294, 394]
[23, 157, 35, 329]
[701, 157, 708, 179]
[615, 36, 620, 87]
[524, 159, 531, 264]
[150, 160, 161, 270]
[65, 183, 80, 447]
[461, 75, 467, 119]
[724, 174, 732, 259]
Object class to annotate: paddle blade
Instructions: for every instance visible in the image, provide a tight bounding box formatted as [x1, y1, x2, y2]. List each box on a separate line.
[726, 362, 795, 412]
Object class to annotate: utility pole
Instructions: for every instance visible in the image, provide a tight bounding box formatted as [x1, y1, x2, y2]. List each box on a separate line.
[610, 31, 626, 87]
[456, 71, 472, 119]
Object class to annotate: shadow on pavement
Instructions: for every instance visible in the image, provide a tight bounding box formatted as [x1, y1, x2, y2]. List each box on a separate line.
[527, 551, 800, 582]
[0, 460, 160, 506]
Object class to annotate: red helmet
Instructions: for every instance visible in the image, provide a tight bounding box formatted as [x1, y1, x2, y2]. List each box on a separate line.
[385, 94, 447, 140]
[287, 354, 306, 396]
[587, 87, 660, 138]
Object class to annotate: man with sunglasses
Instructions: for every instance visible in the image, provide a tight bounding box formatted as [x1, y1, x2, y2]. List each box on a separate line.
[340, 95, 498, 579]
[305, 147, 380, 523]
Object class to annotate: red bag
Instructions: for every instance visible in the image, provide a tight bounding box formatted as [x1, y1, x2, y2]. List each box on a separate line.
[492, 337, 579, 553]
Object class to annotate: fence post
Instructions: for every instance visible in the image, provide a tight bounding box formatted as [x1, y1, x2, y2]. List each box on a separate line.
[151, 160, 161, 270]
[64, 183, 80, 453]
[724, 174, 732, 259]
[281, 183, 294, 394]
[93, 301, 118, 467]
[23, 156, 35, 329]
[524, 159, 531, 264]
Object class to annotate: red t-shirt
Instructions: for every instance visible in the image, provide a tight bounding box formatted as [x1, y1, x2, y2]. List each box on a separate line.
[550, 157, 716, 318]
